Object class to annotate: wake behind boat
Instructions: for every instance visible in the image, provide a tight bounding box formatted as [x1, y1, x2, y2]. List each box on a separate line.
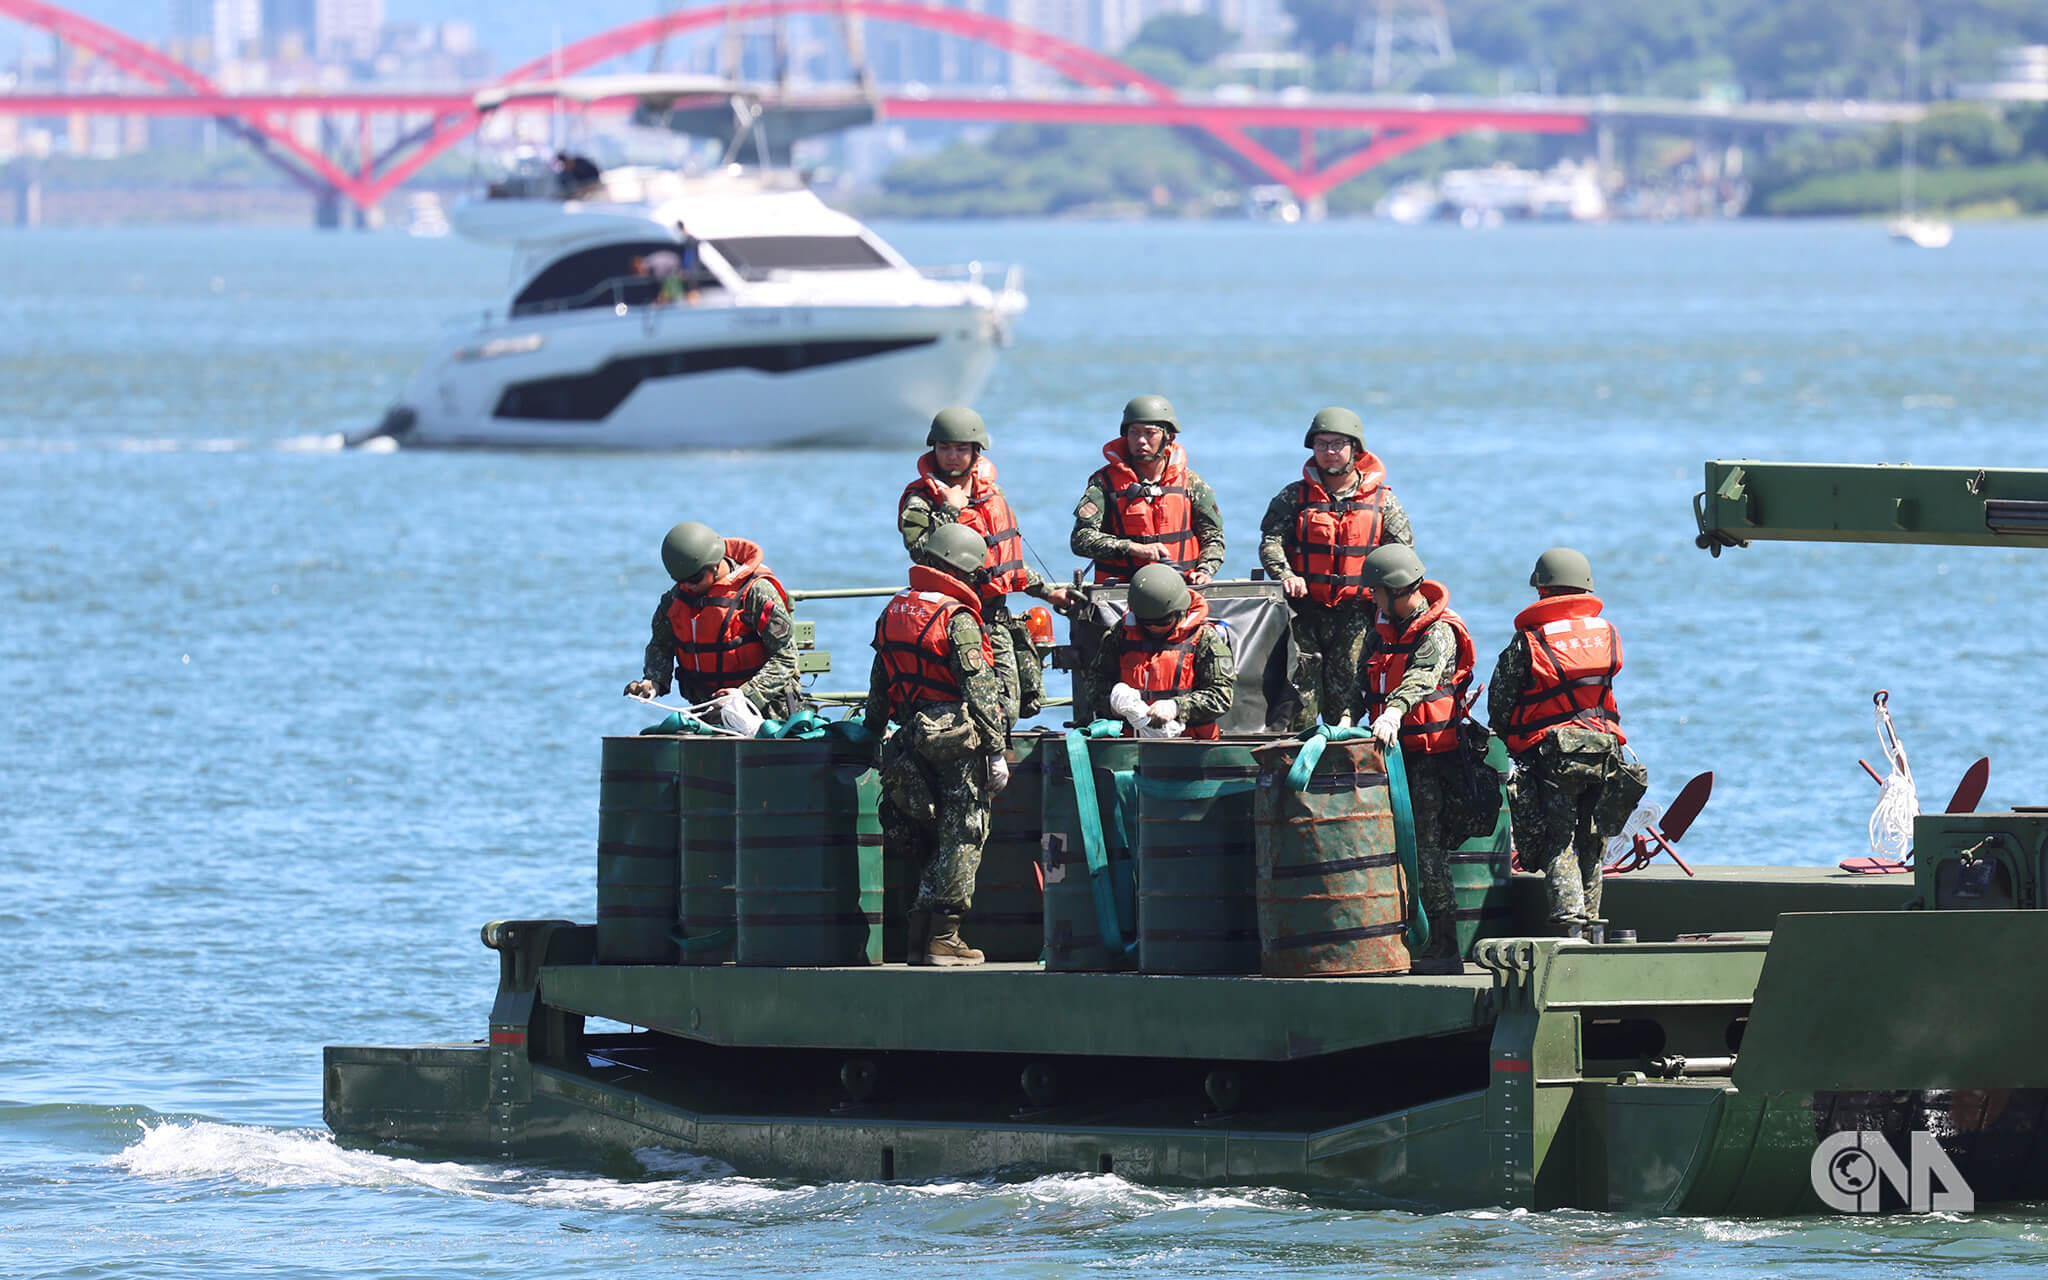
[356, 78, 1025, 450]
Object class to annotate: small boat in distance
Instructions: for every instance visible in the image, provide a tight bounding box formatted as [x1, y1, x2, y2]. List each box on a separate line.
[1889, 20, 1951, 250]
[355, 77, 1026, 450]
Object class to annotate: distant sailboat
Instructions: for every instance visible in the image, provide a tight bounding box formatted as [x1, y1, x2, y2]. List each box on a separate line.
[1888, 14, 1952, 248]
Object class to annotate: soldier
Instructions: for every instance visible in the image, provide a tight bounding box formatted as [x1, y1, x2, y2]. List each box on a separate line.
[1087, 563, 1234, 737]
[624, 521, 797, 727]
[1359, 545, 1475, 975]
[864, 522, 1015, 967]
[1070, 394, 1225, 586]
[899, 407, 1074, 720]
[1487, 548, 1635, 938]
[1257, 406, 1415, 729]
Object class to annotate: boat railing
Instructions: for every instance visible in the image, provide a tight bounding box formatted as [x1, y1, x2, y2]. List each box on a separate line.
[918, 261, 1025, 295]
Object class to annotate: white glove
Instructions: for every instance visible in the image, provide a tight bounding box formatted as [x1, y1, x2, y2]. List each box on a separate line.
[1108, 682, 1147, 725]
[1370, 709, 1402, 748]
[1147, 699, 1178, 725]
[713, 688, 764, 736]
[1335, 715, 1354, 730]
[988, 754, 1011, 794]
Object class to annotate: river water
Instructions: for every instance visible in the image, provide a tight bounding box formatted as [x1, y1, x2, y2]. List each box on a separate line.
[5, 218, 2048, 1275]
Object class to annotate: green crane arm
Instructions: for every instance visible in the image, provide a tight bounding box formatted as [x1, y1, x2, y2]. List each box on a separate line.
[1694, 461, 2048, 554]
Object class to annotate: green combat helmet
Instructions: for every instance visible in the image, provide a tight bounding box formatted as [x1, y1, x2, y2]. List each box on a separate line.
[925, 522, 989, 578]
[927, 406, 991, 449]
[1128, 563, 1193, 621]
[1530, 546, 1595, 592]
[1121, 394, 1179, 435]
[1303, 406, 1365, 449]
[1360, 544, 1426, 593]
[661, 521, 726, 582]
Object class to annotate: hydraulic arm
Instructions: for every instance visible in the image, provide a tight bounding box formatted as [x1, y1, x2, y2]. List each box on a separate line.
[1695, 461, 2048, 553]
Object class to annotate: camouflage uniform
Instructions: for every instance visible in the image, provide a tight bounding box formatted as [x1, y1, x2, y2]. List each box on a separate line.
[1069, 469, 1226, 582]
[1363, 614, 1459, 954]
[900, 489, 1055, 721]
[1487, 635, 1628, 929]
[1257, 479, 1413, 728]
[1085, 620, 1236, 730]
[640, 576, 798, 714]
[863, 611, 1011, 914]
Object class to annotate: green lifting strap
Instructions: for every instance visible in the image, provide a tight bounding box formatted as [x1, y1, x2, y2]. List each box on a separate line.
[670, 926, 734, 953]
[1287, 726, 1428, 949]
[1133, 773, 1258, 801]
[1384, 737, 1429, 950]
[1063, 728, 1132, 958]
[641, 712, 723, 736]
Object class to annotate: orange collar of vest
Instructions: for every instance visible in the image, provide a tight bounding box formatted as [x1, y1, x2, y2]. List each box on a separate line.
[1385, 579, 1449, 639]
[1300, 450, 1387, 500]
[916, 449, 997, 500]
[1101, 437, 1187, 484]
[907, 563, 985, 618]
[1515, 591, 1604, 632]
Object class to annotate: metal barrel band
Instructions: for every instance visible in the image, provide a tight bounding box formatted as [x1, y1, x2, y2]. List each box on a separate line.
[1265, 851, 1400, 879]
[1265, 919, 1407, 950]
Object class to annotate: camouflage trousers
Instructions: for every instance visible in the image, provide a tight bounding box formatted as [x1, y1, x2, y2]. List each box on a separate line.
[1507, 733, 1628, 928]
[1404, 751, 1462, 957]
[877, 726, 996, 914]
[1286, 599, 1375, 730]
[986, 603, 1044, 721]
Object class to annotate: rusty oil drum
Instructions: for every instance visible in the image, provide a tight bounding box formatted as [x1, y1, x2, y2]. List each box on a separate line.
[1133, 737, 1262, 975]
[1251, 738, 1410, 977]
[733, 738, 882, 967]
[1040, 735, 1140, 971]
[676, 735, 738, 964]
[595, 735, 682, 965]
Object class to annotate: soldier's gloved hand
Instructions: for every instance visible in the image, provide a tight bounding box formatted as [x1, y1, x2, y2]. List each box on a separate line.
[988, 753, 1011, 794]
[1147, 699, 1178, 726]
[711, 687, 764, 736]
[623, 679, 656, 699]
[1370, 709, 1402, 748]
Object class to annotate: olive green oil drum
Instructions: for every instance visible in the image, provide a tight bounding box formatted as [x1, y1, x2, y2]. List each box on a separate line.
[1134, 738, 1262, 975]
[596, 735, 683, 965]
[676, 736, 739, 964]
[975, 732, 1048, 962]
[733, 739, 883, 966]
[1252, 739, 1409, 977]
[1446, 734, 1513, 959]
[1040, 736, 1140, 972]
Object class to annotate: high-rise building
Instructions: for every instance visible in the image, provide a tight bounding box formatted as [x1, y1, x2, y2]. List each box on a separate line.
[166, 0, 262, 62]
[315, 0, 383, 61]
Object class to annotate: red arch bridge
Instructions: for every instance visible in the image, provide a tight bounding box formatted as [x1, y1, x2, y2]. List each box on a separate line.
[0, 0, 1591, 212]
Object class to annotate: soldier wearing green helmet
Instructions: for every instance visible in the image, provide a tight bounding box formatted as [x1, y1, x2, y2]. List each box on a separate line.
[1487, 547, 1644, 938]
[1085, 563, 1235, 737]
[898, 406, 1074, 721]
[1257, 406, 1416, 729]
[1358, 544, 1478, 975]
[865, 521, 1013, 967]
[1070, 393, 1225, 587]
[624, 521, 800, 725]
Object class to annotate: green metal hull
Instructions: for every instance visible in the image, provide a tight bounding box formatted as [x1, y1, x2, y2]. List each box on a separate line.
[326, 868, 2048, 1213]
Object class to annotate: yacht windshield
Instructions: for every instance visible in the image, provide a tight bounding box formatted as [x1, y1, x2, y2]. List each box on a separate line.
[511, 241, 721, 316]
[709, 236, 890, 279]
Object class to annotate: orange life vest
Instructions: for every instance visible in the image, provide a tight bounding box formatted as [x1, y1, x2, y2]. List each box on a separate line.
[1501, 592, 1626, 754]
[663, 538, 790, 691]
[1116, 592, 1221, 740]
[874, 564, 993, 719]
[1363, 580, 1475, 756]
[899, 452, 1030, 601]
[1089, 438, 1199, 584]
[1289, 454, 1391, 607]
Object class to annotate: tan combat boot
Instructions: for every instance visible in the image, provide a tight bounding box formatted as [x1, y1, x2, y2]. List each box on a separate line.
[925, 914, 985, 967]
[906, 910, 934, 967]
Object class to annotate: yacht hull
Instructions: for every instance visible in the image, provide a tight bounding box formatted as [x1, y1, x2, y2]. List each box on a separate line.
[394, 302, 1004, 450]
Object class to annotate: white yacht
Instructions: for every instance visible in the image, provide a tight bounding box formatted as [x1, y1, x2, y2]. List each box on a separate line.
[360, 83, 1025, 449]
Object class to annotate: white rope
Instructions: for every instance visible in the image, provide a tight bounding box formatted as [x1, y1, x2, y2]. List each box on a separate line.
[625, 693, 749, 736]
[1868, 694, 1919, 860]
